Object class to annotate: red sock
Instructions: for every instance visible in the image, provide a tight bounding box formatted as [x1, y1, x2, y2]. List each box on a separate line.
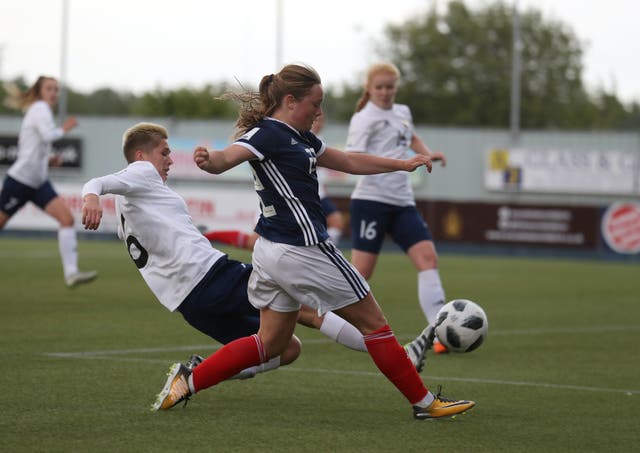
[192, 334, 267, 392]
[364, 325, 429, 405]
[203, 230, 251, 249]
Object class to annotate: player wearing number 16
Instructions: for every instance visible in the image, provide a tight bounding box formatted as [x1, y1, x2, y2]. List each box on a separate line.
[346, 63, 449, 354]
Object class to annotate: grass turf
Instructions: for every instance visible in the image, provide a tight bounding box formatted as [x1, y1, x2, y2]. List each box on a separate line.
[0, 237, 638, 452]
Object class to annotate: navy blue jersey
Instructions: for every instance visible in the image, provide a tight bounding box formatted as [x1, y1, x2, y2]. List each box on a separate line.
[235, 118, 328, 246]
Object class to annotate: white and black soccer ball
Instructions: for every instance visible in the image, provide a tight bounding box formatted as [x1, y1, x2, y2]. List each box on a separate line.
[434, 299, 488, 353]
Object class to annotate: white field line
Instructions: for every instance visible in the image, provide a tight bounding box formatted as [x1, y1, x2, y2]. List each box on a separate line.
[38, 353, 640, 395]
[43, 323, 640, 359]
[489, 324, 639, 335]
[282, 368, 639, 395]
[42, 324, 640, 396]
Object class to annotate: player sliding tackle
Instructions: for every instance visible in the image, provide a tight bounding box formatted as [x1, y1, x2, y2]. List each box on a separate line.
[80, 122, 435, 405]
[178, 64, 475, 419]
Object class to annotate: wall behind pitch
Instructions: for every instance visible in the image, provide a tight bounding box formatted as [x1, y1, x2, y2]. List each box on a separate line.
[1, 115, 639, 205]
[1, 115, 639, 257]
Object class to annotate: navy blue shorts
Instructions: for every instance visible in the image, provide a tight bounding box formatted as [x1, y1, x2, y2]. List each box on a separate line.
[177, 256, 260, 344]
[349, 199, 432, 253]
[321, 196, 338, 216]
[0, 175, 58, 217]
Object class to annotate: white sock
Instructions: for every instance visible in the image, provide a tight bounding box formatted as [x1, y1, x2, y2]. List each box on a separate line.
[319, 311, 367, 352]
[327, 227, 342, 243]
[418, 269, 446, 325]
[414, 391, 435, 408]
[229, 356, 281, 380]
[58, 227, 78, 278]
[188, 374, 196, 394]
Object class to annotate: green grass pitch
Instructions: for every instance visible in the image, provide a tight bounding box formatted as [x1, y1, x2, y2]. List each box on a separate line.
[1, 236, 638, 452]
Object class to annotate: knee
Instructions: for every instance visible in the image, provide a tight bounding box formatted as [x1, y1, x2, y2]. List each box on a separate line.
[58, 208, 75, 227]
[279, 335, 302, 365]
[410, 243, 438, 270]
[423, 253, 438, 269]
[260, 332, 298, 362]
[59, 216, 74, 228]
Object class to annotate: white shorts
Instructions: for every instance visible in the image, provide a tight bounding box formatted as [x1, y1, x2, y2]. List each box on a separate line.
[247, 236, 370, 315]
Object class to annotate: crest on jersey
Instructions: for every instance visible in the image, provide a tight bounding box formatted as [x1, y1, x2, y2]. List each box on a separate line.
[240, 127, 260, 140]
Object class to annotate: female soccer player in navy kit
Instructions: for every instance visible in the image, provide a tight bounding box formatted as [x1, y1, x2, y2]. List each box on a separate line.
[156, 64, 474, 419]
[81, 122, 393, 397]
[0, 76, 96, 287]
[346, 62, 449, 354]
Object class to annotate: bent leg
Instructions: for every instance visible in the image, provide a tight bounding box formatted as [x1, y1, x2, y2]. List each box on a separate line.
[191, 308, 298, 392]
[257, 308, 299, 359]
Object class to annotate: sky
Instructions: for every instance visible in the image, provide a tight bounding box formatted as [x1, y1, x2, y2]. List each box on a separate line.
[0, 0, 638, 103]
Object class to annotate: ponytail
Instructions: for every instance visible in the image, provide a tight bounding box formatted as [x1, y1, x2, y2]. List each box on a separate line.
[225, 64, 321, 138]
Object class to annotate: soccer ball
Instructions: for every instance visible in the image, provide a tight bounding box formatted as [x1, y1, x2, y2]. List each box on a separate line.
[434, 299, 488, 353]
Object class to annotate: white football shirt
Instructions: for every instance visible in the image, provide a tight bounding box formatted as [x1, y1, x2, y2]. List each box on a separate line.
[345, 101, 416, 206]
[82, 161, 224, 311]
[8, 100, 65, 188]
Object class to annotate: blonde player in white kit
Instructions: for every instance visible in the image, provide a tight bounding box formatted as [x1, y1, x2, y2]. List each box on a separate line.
[345, 62, 449, 355]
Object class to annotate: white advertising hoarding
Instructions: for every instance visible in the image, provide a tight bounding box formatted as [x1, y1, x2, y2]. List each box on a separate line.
[4, 182, 260, 234]
[485, 148, 639, 195]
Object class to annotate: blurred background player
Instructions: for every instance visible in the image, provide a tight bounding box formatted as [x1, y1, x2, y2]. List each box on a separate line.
[202, 114, 343, 248]
[345, 62, 448, 354]
[183, 63, 474, 419]
[0, 76, 97, 287]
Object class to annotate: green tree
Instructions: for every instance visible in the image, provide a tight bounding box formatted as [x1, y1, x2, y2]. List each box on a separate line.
[129, 83, 237, 119]
[65, 87, 136, 115]
[380, 1, 591, 128]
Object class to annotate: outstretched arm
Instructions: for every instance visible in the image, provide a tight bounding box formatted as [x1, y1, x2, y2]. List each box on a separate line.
[193, 145, 255, 174]
[411, 134, 446, 167]
[318, 147, 432, 175]
[80, 164, 152, 230]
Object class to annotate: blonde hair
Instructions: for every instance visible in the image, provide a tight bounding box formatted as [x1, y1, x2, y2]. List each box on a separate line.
[224, 63, 321, 138]
[354, 62, 401, 112]
[3, 76, 57, 111]
[122, 122, 168, 163]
